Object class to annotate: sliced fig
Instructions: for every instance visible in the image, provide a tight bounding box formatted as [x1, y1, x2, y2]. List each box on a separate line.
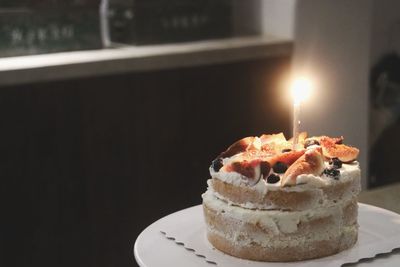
[261, 141, 291, 155]
[240, 150, 270, 161]
[281, 148, 325, 187]
[318, 136, 358, 162]
[219, 136, 255, 158]
[317, 136, 344, 145]
[261, 143, 277, 154]
[261, 133, 296, 155]
[228, 160, 263, 186]
[304, 139, 320, 148]
[267, 149, 306, 166]
[321, 144, 359, 163]
[260, 133, 286, 144]
[247, 137, 262, 151]
[260, 161, 271, 178]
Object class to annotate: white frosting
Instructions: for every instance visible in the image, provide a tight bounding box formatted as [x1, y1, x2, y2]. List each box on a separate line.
[203, 190, 357, 247]
[207, 224, 358, 248]
[202, 190, 347, 234]
[295, 174, 327, 187]
[210, 186, 280, 210]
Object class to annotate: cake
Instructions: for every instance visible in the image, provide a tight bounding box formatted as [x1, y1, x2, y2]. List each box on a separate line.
[202, 133, 361, 262]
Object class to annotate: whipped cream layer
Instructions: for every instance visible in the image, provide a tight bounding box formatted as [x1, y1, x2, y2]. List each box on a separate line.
[202, 191, 358, 247]
[203, 190, 357, 248]
[207, 224, 358, 249]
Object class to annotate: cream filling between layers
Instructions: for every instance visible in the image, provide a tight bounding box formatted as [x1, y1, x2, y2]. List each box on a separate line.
[207, 224, 358, 248]
[203, 190, 358, 248]
[202, 189, 351, 235]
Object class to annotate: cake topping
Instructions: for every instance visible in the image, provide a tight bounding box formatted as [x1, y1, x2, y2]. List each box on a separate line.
[272, 161, 288, 174]
[260, 161, 271, 177]
[211, 157, 223, 172]
[210, 132, 359, 188]
[219, 136, 255, 158]
[228, 160, 259, 178]
[266, 173, 280, 184]
[226, 160, 262, 186]
[319, 136, 359, 162]
[268, 149, 305, 167]
[304, 139, 320, 148]
[323, 168, 340, 180]
[281, 148, 325, 186]
[260, 133, 286, 144]
[329, 157, 342, 169]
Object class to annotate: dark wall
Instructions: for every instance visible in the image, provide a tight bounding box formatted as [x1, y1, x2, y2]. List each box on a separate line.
[0, 56, 290, 267]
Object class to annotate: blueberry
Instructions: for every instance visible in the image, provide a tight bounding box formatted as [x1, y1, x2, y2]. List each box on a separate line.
[304, 139, 320, 148]
[211, 158, 223, 172]
[266, 173, 280, 184]
[329, 158, 342, 169]
[281, 148, 292, 153]
[323, 168, 340, 179]
[273, 161, 288, 173]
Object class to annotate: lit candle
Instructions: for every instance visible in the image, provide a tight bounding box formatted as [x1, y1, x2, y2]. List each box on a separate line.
[290, 77, 312, 150]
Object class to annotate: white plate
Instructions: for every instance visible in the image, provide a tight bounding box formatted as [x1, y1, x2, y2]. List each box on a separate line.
[134, 203, 400, 267]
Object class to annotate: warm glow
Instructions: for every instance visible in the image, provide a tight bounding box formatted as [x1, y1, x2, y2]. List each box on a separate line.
[290, 77, 313, 105]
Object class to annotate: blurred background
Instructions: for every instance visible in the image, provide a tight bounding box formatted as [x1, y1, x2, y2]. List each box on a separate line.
[0, 0, 399, 266]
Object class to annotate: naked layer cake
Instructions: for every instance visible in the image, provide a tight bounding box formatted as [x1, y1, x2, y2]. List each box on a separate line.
[202, 133, 361, 261]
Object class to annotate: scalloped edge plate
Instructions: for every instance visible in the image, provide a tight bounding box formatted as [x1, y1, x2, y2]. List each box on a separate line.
[135, 203, 400, 267]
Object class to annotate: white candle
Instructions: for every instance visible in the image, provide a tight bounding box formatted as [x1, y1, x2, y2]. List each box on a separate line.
[290, 77, 313, 150]
[292, 101, 300, 150]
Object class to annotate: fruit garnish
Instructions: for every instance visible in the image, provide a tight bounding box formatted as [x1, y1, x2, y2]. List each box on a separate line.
[211, 157, 223, 172]
[260, 161, 271, 177]
[323, 168, 340, 180]
[266, 173, 280, 184]
[219, 136, 255, 158]
[241, 150, 270, 160]
[304, 139, 320, 148]
[260, 132, 286, 144]
[318, 136, 344, 145]
[267, 149, 305, 166]
[272, 161, 288, 174]
[227, 159, 263, 186]
[261, 144, 276, 154]
[319, 137, 359, 162]
[281, 148, 325, 186]
[260, 133, 290, 154]
[247, 137, 262, 151]
[329, 158, 342, 169]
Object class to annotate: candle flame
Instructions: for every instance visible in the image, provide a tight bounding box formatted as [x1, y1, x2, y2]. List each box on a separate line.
[290, 77, 313, 105]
